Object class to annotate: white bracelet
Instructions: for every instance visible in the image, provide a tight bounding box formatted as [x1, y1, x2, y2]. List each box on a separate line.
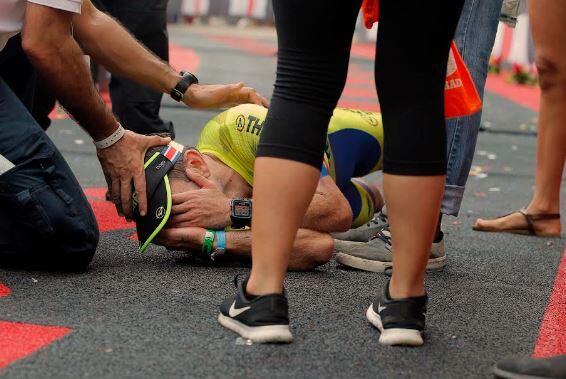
[94, 123, 126, 149]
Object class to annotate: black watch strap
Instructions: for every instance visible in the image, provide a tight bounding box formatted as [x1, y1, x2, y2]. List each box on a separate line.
[170, 71, 199, 102]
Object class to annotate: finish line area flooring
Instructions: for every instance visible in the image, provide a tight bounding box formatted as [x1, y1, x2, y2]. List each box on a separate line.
[0, 25, 564, 378]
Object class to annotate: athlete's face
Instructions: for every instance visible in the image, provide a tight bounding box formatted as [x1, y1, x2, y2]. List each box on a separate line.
[169, 176, 199, 195]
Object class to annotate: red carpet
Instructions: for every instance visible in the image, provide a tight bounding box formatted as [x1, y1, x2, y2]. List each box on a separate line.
[534, 248, 566, 357]
[0, 321, 71, 369]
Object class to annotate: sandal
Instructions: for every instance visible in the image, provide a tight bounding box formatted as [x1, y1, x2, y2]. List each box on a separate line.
[473, 208, 561, 237]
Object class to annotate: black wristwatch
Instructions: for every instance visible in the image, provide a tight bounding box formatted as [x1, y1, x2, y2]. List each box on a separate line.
[230, 199, 252, 229]
[170, 71, 199, 102]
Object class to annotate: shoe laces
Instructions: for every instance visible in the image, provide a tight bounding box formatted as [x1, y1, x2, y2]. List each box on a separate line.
[370, 227, 392, 247]
[365, 211, 388, 227]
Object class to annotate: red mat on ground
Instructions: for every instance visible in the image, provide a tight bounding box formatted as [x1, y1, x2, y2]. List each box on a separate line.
[84, 187, 134, 233]
[0, 284, 10, 298]
[534, 248, 566, 358]
[0, 321, 71, 369]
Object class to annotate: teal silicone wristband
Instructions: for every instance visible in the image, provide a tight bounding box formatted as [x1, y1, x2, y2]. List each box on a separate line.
[216, 230, 226, 252]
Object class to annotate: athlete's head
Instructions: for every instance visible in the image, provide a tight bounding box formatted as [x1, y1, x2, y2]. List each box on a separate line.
[143, 145, 225, 195]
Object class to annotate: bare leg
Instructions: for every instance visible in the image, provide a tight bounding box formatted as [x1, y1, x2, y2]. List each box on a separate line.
[474, 0, 565, 236]
[386, 175, 445, 298]
[246, 158, 320, 295]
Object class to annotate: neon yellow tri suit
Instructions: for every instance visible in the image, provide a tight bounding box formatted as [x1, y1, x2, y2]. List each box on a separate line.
[197, 104, 384, 227]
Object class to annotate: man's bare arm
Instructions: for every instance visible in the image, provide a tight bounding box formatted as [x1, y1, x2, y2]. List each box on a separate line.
[156, 227, 334, 271]
[72, 0, 178, 97]
[22, 3, 170, 218]
[224, 229, 334, 271]
[170, 174, 353, 232]
[22, 3, 115, 140]
[72, 0, 268, 108]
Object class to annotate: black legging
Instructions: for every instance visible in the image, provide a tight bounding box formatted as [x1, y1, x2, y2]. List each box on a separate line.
[257, 0, 465, 176]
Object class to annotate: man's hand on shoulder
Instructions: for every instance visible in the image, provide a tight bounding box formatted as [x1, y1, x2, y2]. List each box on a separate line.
[183, 82, 269, 109]
[97, 131, 170, 220]
[169, 169, 231, 229]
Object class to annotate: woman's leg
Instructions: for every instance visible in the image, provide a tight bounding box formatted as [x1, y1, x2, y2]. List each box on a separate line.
[473, 0, 565, 236]
[245, 0, 361, 296]
[375, 0, 464, 298]
[218, 0, 361, 343]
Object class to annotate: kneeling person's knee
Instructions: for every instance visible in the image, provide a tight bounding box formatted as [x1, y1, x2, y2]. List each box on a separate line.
[43, 189, 99, 271]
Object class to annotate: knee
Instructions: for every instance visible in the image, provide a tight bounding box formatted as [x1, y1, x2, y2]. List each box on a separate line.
[305, 236, 335, 269]
[45, 196, 99, 271]
[535, 54, 566, 93]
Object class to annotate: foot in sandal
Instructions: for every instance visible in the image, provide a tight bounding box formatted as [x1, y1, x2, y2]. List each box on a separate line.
[473, 206, 561, 237]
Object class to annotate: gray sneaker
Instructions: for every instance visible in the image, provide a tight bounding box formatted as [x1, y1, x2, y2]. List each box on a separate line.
[333, 210, 388, 242]
[335, 229, 446, 273]
[494, 355, 566, 379]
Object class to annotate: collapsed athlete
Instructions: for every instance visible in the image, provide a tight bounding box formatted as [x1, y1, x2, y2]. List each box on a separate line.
[138, 103, 445, 271]
[142, 104, 384, 270]
[133, 104, 382, 270]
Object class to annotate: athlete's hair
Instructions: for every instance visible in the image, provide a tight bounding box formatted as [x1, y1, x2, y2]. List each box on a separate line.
[144, 144, 191, 181]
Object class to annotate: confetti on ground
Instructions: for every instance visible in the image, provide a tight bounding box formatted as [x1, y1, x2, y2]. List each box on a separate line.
[488, 187, 501, 192]
[74, 139, 84, 145]
[474, 192, 487, 198]
[487, 154, 497, 160]
[235, 338, 253, 346]
[503, 166, 513, 172]
[469, 165, 489, 178]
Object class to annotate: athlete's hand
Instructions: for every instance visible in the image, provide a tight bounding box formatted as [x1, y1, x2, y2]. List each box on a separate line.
[169, 168, 231, 229]
[155, 226, 206, 252]
[97, 131, 170, 220]
[183, 82, 269, 109]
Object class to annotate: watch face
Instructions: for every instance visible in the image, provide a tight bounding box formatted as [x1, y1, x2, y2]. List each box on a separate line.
[233, 201, 251, 218]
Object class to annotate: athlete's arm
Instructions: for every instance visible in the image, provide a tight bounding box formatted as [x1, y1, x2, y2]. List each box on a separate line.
[21, 2, 168, 219]
[302, 177, 353, 232]
[170, 175, 352, 232]
[156, 227, 334, 271]
[224, 228, 334, 270]
[72, 0, 268, 108]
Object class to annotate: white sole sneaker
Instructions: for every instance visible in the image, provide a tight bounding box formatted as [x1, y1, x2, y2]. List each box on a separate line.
[335, 252, 446, 273]
[366, 304, 424, 346]
[218, 313, 293, 343]
[335, 236, 447, 273]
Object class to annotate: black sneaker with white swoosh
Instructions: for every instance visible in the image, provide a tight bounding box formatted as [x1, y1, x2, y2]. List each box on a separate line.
[366, 280, 428, 346]
[218, 276, 293, 343]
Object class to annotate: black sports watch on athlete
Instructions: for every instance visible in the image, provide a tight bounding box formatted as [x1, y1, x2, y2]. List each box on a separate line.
[170, 71, 199, 102]
[230, 199, 252, 229]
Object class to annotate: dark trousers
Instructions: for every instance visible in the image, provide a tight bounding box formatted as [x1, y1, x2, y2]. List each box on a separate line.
[0, 35, 55, 130]
[0, 78, 99, 271]
[93, 0, 175, 137]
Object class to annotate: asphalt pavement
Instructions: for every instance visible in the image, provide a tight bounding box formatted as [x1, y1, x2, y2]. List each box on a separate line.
[0, 25, 564, 379]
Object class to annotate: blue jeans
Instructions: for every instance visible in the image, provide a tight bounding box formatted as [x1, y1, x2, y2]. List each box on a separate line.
[442, 0, 503, 216]
[0, 78, 99, 271]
